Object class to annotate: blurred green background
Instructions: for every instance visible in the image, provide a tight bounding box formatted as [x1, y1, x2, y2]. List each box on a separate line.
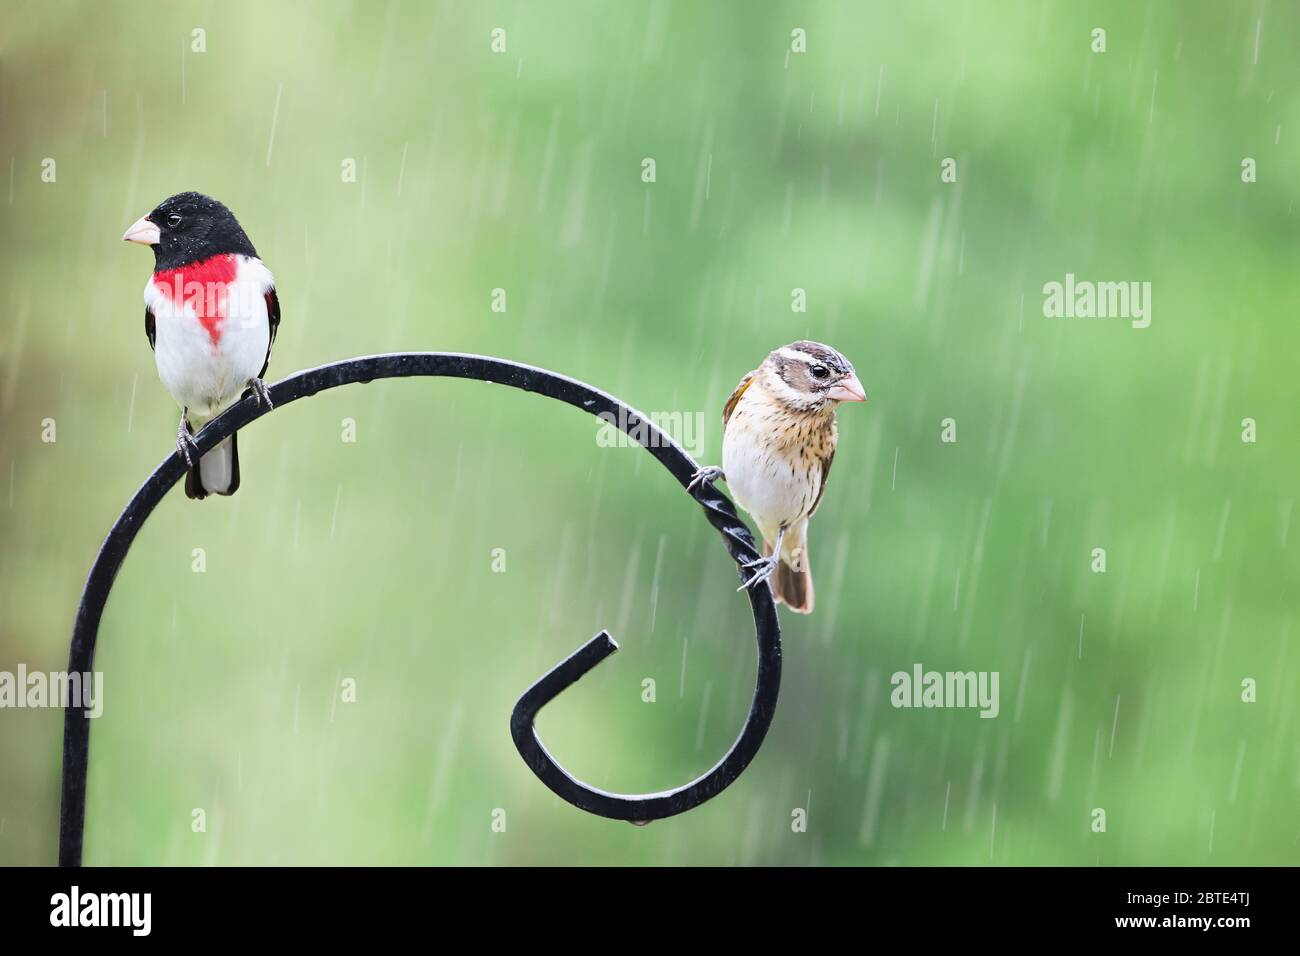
[2, 0, 1297, 866]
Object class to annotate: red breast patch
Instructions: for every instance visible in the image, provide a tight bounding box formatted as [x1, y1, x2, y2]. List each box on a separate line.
[152, 254, 239, 347]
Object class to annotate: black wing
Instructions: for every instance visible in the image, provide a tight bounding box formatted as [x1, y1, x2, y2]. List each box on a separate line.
[258, 287, 280, 378]
[145, 306, 156, 351]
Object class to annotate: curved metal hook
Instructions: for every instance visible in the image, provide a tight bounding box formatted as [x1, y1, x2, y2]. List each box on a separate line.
[59, 352, 781, 864]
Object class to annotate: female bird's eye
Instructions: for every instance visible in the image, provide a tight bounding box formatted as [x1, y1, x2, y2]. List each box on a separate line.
[810, 365, 830, 380]
[166, 213, 182, 227]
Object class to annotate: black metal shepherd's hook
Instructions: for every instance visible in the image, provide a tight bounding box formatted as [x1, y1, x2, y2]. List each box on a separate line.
[59, 352, 781, 865]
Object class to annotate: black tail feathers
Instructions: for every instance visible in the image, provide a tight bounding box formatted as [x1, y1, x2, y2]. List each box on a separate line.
[184, 428, 239, 500]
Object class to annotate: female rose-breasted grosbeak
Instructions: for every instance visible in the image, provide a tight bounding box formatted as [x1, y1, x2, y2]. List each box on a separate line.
[123, 192, 280, 499]
[689, 341, 866, 614]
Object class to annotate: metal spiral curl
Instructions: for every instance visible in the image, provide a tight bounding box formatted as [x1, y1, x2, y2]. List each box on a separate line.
[59, 352, 782, 865]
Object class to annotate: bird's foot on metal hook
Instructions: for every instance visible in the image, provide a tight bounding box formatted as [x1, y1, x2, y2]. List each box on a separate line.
[247, 377, 274, 409]
[175, 413, 199, 467]
[687, 465, 724, 493]
[737, 552, 781, 591]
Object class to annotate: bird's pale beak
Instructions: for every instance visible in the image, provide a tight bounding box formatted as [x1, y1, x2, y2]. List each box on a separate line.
[122, 215, 160, 245]
[827, 372, 867, 403]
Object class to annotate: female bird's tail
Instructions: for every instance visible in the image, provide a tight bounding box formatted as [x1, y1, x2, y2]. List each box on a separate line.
[766, 532, 814, 614]
[184, 431, 240, 499]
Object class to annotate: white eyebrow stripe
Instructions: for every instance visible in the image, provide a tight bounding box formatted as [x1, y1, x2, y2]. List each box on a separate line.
[778, 347, 814, 363]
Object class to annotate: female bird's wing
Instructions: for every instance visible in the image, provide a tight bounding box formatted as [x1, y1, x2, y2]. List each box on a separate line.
[722, 369, 757, 427]
[809, 445, 835, 516]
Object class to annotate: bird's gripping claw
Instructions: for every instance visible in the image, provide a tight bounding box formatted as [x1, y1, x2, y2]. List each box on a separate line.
[687, 465, 725, 493]
[247, 377, 273, 410]
[736, 525, 786, 592]
[175, 410, 199, 467]
[737, 551, 781, 591]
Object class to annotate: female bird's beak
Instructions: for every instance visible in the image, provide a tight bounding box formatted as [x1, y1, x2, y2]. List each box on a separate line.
[122, 216, 161, 245]
[827, 372, 867, 403]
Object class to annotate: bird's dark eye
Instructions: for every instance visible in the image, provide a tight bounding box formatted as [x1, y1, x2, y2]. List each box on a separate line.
[810, 365, 830, 380]
[166, 213, 182, 228]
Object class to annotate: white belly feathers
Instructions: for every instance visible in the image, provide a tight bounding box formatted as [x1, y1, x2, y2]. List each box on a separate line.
[723, 414, 822, 534]
[145, 254, 273, 418]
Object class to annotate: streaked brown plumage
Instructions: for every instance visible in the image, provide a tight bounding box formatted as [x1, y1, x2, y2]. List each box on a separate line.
[690, 341, 866, 613]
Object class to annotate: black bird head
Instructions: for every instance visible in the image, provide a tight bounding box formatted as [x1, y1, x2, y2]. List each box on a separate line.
[122, 191, 258, 271]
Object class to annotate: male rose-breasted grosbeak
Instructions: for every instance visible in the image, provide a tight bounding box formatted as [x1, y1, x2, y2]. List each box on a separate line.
[123, 192, 280, 499]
